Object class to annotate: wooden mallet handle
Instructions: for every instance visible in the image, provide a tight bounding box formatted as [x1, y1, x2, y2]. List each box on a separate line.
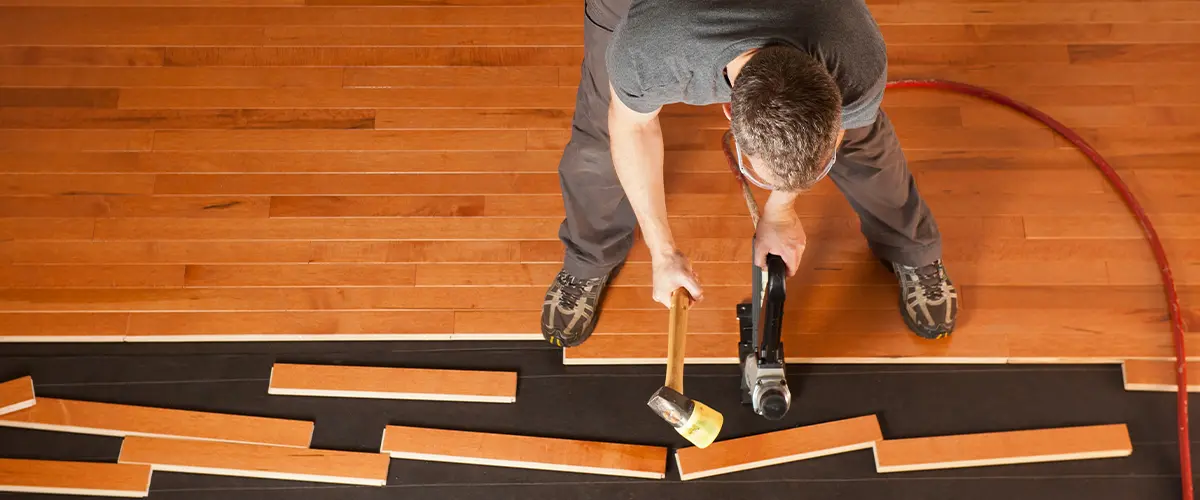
[664, 288, 691, 393]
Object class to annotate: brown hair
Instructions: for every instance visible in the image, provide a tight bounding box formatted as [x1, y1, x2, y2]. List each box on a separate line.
[730, 44, 842, 191]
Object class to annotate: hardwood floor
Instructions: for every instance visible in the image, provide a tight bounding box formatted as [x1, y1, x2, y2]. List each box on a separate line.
[0, 0, 1196, 366]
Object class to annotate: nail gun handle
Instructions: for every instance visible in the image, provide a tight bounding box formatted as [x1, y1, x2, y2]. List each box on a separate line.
[753, 254, 787, 362]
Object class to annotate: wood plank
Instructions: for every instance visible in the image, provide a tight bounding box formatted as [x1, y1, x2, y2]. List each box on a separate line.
[117, 436, 389, 487]
[0, 67, 344, 88]
[157, 174, 557, 195]
[886, 44, 1070, 65]
[0, 0, 300, 5]
[344, 66, 563, 88]
[1070, 43, 1200, 64]
[93, 217, 564, 240]
[0, 130, 154, 151]
[267, 363, 516, 403]
[0, 218, 95, 240]
[0, 397, 313, 447]
[879, 23, 1200, 44]
[118, 87, 577, 109]
[0, 241, 329, 264]
[1007, 333, 1200, 363]
[0, 196, 271, 218]
[867, 3, 1200, 24]
[0, 5, 582, 27]
[0, 46, 164, 66]
[263, 26, 579, 46]
[125, 311, 465, 341]
[0, 311, 122, 341]
[0, 458, 150, 498]
[0, 376, 34, 416]
[1121, 360, 1200, 392]
[0, 88, 119, 108]
[873, 424, 1133, 473]
[379, 425, 667, 479]
[0, 151, 566, 174]
[675, 415, 882, 481]
[151, 130, 527, 151]
[163, 46, 582, 66]
[0, 174, 156, 195]
[184, 264, 415, 287]
[1024, 215, 1200, 239]
[269, 196, 485, 217]
[0, 109, 376, 129]
[0, 25, 266, 46]
[0, 265, 185, 288]
[890, 63, 1200, 86]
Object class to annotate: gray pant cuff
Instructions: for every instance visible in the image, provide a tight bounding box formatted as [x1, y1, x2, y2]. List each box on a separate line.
[871, 240, 942, 268]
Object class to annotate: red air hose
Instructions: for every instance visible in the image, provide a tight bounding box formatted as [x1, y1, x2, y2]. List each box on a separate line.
[883, 79, 1191, 499]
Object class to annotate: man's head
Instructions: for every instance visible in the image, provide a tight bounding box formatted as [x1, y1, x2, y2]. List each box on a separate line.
[728, 44, 843, 192]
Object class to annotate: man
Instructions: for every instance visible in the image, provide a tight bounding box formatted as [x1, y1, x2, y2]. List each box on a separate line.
[541, 0, 959, 348]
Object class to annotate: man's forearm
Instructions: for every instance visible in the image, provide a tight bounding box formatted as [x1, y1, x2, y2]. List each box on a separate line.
[609, 116, 673, 256]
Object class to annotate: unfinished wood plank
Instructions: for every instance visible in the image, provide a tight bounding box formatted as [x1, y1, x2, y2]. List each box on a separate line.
[0, 458, 151, 498]
[380, 425, 667, 478]
[1121, 359, 1200, 392]
[873, 424, 1133, 473]
[675, 415, 882, 480]
[0, 397, 313, 446]
[0, 376, 35, 416]
[118, 436, 389, 487]
[268, 363, 516, 403]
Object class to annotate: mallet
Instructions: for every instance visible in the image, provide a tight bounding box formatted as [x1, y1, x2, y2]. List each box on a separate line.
[647, 288, 724, 448]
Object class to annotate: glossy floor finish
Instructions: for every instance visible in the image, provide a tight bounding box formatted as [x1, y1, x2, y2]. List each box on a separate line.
[0, 0, 1197, 365]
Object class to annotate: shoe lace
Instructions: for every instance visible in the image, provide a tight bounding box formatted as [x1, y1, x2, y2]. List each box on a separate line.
[913, 263, 945, 301]
[557, 273, 589, 310]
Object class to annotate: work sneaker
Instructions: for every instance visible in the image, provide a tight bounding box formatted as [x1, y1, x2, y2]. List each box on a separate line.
[887, 260, 959, 339]
[541, 268, 612, 348]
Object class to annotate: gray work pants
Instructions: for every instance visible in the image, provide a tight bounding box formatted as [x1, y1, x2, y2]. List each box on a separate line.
[556, 0, 941, 279]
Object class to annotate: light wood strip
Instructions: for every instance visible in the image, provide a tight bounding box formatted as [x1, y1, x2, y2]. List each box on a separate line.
[873, 424, 1133, 473]
[0, 376, 34, 416]
[0, 397, 313, 446]
[0, 458, 150, 498]
[1121, 360, 1200, 392]
[268, 363, 516, 402]
[118, 436, 389, 487]
[675, 415, 882, 480]
[380, 425, 668, 479]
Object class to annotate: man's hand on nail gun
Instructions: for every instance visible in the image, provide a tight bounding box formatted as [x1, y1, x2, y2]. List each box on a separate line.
[651, 249, 703, 307]
[754, 207, 806, 277]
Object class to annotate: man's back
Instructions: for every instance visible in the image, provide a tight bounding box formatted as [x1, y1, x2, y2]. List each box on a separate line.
[605, 0, 888, 130]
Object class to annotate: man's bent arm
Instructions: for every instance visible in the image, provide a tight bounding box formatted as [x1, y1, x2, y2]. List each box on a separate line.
[607, 83, 672, 257]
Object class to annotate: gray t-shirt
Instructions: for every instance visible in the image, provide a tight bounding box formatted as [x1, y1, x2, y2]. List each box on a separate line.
[605, 0, 888, 130]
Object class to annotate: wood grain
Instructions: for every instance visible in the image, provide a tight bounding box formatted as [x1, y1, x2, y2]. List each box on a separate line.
[0, 376, 35, 416]
[0, 109, 375, 129]
[268, 362, 517, 402]
[873, 424, 1133, 473]
[126, 310, 462, 341]
[118, 436, 390, 486]
[0, 88, 119, 108]
[0, 458, 150, 498]
[380, 425, 668, 478]
[675, 415, 882, 480]
[1121, 359, 1200, 392]
[0, 397, 314, 446]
